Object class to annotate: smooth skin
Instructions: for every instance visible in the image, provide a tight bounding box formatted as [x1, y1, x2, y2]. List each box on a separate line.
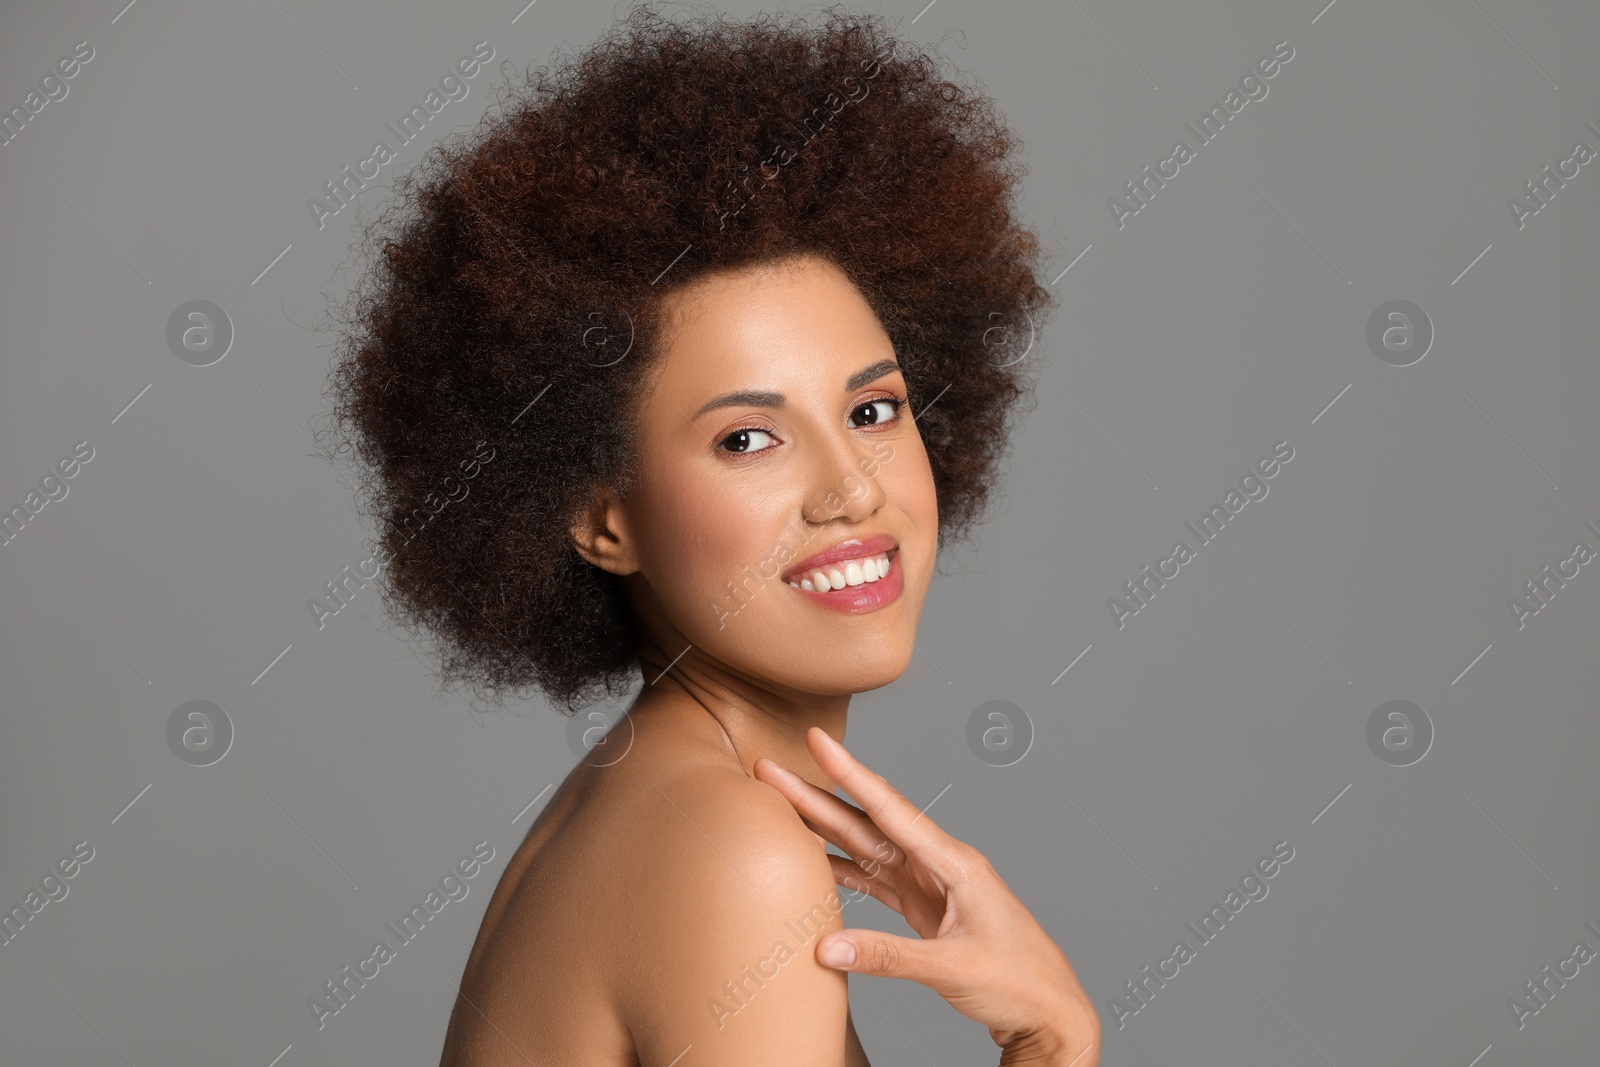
[438, 253, 1097, 1066]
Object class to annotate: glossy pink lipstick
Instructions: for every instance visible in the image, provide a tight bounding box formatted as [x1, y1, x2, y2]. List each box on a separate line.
[780, 533, 902, 615]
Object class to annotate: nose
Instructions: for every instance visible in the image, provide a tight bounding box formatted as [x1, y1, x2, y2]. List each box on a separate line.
[800, 424, 887, 526]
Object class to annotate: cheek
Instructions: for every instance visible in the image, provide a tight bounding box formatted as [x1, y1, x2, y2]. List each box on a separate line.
[881, 433, 938, 523]
[634, 462, 789, 604]
[880, 434, 939, 597]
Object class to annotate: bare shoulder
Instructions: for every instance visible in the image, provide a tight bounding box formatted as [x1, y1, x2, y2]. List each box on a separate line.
[613, 760, 857, 1066]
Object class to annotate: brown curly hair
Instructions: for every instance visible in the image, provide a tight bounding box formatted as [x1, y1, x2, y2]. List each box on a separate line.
[322, 2, 1054, 716]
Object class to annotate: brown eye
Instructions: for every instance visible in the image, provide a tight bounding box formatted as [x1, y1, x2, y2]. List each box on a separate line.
[718, 427, 777, 454]
[850, 397, 903, 428]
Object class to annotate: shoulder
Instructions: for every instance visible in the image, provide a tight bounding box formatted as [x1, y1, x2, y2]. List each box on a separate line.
[644, 758, 829, 870]
[625, 761, 842, 938]
[613, 762, 855, 1064]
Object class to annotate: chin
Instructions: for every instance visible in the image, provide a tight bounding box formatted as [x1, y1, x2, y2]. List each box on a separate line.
[761, 643, 915, 697]
[845, 665, 907, 695]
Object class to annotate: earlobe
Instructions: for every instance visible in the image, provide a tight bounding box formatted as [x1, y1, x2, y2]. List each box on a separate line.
[567, 486, 638, 575]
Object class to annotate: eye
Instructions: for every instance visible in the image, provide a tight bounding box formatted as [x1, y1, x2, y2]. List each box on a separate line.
[717, 426, 778, 455]
[849, 395, 905, 428]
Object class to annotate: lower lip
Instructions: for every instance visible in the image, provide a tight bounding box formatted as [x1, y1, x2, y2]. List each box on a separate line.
[786, 553, 904, 614]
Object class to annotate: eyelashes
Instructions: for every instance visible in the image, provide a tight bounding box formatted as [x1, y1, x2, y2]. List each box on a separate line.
[851, 394, 907, 429]
[715, 393, 908, 457]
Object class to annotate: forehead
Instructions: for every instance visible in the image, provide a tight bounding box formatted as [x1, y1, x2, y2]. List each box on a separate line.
[649, 254, 890, 387]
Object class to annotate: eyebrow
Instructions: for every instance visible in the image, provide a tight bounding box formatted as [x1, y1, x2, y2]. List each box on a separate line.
[692, 358, 902, 420]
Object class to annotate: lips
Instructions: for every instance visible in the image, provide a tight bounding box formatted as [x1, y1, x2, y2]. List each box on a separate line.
[780, 531, 899, 585]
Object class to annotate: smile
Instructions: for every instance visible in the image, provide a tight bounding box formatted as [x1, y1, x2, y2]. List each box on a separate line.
[785, 551, 892, 592]
[781, 548, 904, 614]
[779, 532, 904, 614]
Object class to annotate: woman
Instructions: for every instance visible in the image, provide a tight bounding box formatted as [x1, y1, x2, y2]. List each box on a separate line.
[326, 5, 1098, 1064]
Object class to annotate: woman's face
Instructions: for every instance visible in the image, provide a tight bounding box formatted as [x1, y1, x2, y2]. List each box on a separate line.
[600, 252, 939, 697]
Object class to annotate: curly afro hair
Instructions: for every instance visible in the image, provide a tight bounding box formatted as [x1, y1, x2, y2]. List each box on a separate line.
[323, 2, 1054, 716]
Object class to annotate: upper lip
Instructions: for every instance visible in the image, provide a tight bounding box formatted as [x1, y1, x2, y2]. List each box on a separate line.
[781, 532, 899, 583]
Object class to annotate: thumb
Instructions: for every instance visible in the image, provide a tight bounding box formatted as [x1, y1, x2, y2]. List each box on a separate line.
[815, 929, 942, 981]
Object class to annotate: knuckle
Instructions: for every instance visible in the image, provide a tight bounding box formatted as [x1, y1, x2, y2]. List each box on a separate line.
[940, 842, 988, 884]
[865, 938, 902, 975]
[959, 843, 996, 878]
[1065, 993, 1102, 1046]
[929, 944, 968, 984]
[1080, 1018, 1103, 1056]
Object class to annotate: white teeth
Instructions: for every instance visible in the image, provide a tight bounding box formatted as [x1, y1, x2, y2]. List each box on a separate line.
[785, 552, 893, 591]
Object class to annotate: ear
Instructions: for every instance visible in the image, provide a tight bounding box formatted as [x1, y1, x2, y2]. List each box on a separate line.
[568, 485, 639, 576]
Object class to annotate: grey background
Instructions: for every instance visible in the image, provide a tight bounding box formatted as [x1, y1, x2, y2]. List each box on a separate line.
[2, 0, 1597, 1064]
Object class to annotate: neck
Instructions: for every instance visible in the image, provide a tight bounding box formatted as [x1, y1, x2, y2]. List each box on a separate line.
[630, 635, 849, 792]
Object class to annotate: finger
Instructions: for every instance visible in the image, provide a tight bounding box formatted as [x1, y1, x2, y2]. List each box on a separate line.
[753, 757, 906, 872]
[804, 728, 961, 866]
[800, 809, 905, 887]
[814, 928, 955, 989]
[827, 853, 902, 914]
[753, 758, 905, 871]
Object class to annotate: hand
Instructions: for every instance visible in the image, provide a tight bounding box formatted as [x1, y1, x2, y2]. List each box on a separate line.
[753, 728, 1100, 1067]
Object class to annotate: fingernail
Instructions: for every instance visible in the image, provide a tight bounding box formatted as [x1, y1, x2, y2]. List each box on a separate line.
[818, 939, 855, 968]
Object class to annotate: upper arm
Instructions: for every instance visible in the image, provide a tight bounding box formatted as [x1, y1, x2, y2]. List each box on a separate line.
[617, 772, 857, 1067]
